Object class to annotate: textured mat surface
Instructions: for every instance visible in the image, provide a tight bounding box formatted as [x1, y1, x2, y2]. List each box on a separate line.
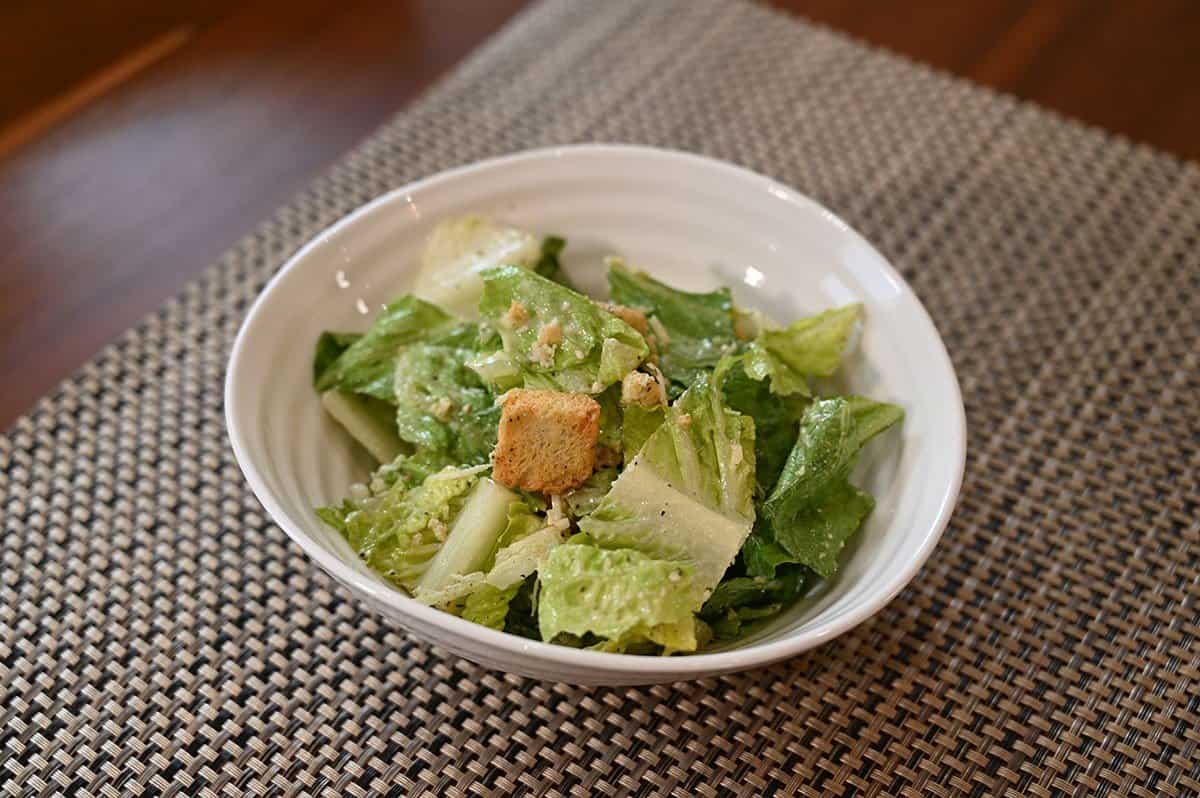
[2, 1, 1199, 795]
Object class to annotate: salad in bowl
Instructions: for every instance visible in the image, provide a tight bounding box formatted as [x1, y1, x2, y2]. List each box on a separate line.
[310, 215, 902, 656]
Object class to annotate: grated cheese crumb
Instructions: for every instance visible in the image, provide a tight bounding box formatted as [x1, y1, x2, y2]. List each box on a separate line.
[502, 300, 530, 330]
[537, 318, 563, 346]
[431, 396, 454, 421]
[529, 341, 557, 368]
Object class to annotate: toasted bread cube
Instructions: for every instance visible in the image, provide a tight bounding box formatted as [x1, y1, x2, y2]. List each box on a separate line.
[493, 389, 600, 493]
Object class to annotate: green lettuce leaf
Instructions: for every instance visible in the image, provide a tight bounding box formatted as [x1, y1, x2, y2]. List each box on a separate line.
[315, 458, 486, 589]
[532, 235, 575, 289]
[462, 583, 522, 630]
[392, 333, 500, 465]
[312, 331, 361, 386]
[718, 357, 807, 496]
[477, 266, 648, 393]
[748, 396, 903, 578]
[412, 216, 542, 318]
[502, 576, 541, 640]
[319, 390, 405, 464]
[315, 296, 457, 400]
[415, 478, 519, 602]
[563, 469, 618, 518]
[620, 404, 664, 460]
[578, 370, 755, 593]
[743, 304, 861, 396]
[537, 544, 706, 646]
[595, 384, 623, 451]
[607, 259, 736, 385]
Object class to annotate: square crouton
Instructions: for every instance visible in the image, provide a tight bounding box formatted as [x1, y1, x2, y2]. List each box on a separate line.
[493, 389, 600, 494]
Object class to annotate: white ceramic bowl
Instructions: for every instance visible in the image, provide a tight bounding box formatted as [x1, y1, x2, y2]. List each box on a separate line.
[226, 145, 965, 685]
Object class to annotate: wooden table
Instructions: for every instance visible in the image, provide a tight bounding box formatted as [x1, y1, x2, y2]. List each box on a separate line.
[2, 0, 1198, 430]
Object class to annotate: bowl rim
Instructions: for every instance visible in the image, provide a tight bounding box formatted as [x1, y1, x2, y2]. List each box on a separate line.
[225, 143, 966, 677]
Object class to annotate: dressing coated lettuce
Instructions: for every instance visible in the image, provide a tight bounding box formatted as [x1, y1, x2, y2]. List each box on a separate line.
[607, 259, 736, 388]
[578, 369, 755, 591]
[311, 215, 907, 656]
[743, 304, 861, 396]
[477, 266, 648, 393]
[746, 397, 902, 579]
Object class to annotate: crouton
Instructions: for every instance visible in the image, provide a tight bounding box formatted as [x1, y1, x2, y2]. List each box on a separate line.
[493, 389, 600, 493]
[598, 302, 650, 336]
[620, 369, 667, 409]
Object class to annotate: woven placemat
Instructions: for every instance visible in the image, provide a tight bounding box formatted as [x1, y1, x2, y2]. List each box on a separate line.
[3, 1, 1198, 795]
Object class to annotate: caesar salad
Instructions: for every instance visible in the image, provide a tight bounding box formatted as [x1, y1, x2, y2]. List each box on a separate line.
[312, 216, 902, 655]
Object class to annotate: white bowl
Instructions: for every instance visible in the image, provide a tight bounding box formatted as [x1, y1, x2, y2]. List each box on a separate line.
[226, 145, 965, 685]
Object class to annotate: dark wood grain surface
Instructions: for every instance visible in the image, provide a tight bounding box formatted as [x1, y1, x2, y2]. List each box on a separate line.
[2, 0, 1198, 429]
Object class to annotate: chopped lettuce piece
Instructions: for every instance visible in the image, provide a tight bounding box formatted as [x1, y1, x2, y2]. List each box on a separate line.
[315, 296, 457, 400]
[620, 404, 664, 459]
[718, 357, 806, 495]
[462, 583, 522, 630]
[478, 266, 648, 392]
[487, 526, 565, 590]
[607, 259, 736, 385]
[701, 564, 810, 617]
[579, 371, 755, 592]
[537, 544, 705, 646]
[413, 216, 542, 318]
[502, 576, 541, 640]
[316, 459, 485, 589]
[749, 397, 903, 578]
[319, 390, 404, 464]
[587, 618, 702, 655]
[415, 478, 518, 601]
[563, 469, 618, 518]
[743, 304, 861, 396]
[532, 235, 575, 289]
[595, 384, 623, 451]
[392, 336, 500, 465]
[312, 331, 361, 385]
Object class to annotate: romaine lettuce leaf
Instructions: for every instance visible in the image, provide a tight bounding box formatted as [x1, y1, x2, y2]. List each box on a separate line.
[415, 478, 518, 601]
[462, 583, 522, 630]
[413, 216, 542, 318]
[319, 390, 405, 464]
[595, 384, 623, 451]
[718, 357, 806, 495]
[315, 459, 486, 589]
[537, 544, 705, 646]
[502, 576, 541, 640]
[620, 404, 664, 460]
[586, 618, 702, 655]
[392, 336, 500, 465]
[607, 260, 736, 385]
[312, 331, 361, 385]
[315, 296, 457, 400]
[564, 468, 618, 518]
[477, 266, 648, 393]
[748, 396, 903, 578]
[743, 304, 861, 396]
[532, 235, 575, 289]
[486, 526, 565, 590]
[578, 371, 755, 592]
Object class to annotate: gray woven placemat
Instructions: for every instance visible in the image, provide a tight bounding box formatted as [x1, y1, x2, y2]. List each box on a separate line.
[3, 1, 1199, 795]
